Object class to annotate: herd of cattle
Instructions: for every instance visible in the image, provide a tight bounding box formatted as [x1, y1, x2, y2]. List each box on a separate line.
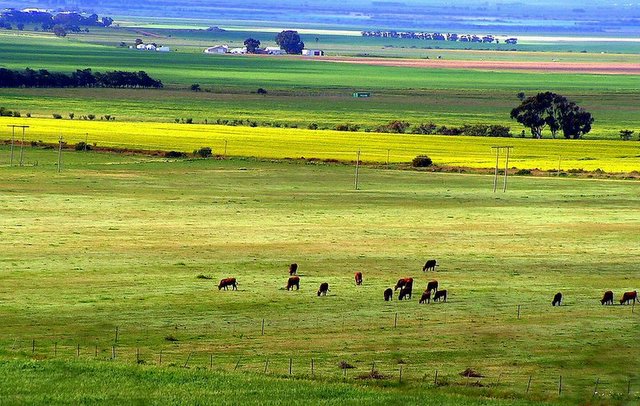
[217, 261, 639, 306]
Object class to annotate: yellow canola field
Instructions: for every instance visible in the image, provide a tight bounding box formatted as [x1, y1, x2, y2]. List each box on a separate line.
[1, 117, 639, 172]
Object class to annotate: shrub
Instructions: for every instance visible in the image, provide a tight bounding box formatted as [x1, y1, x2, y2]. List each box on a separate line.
[257, 88, 268, 95]
[515, 169, 532, 175]
[52, 113, 63, 119]
[87, 114, 95, 120]
[185, 118, 193, 124]
[68, 112, 75, 120]
[308, 123, 319, 130]
[194, 146, 213, 158]
[437, 126, 462, 135]
[165, 151, 186, 158]
[12, 111, 20, 117]
[412, 155, 433, 167]
[74, 142, 92, 151]
[412, 122, 437, 134]
[376, 120, 411, 133]
[335, 123, 360, 132]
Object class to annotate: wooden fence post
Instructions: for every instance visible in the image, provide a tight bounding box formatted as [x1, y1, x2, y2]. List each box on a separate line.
[264, 359, 269, 374]
[136, 348, 140, 364]
[289, 357, 292, 375]
[76, 343, 80, 358]
[54, 342, 57, 357]
[434, 369, 438, 386]
[32, 339, 35, 354]
[159, 350, 162, 366]
[311, 358, 314, 377]
[234, 358, 241, 371]
[261, 319, 265, 336]
[399, 365, 403, 383]
[517, 305, 521, 319]
[210, 354, 213, 369]
[184, 352, 193, 368]
[558, 375, 562, 395]
[112, 345, 116, 359]
[526, 375, 532, 393]
[394, 312, 398, 328]
[115, 326, 119, 343]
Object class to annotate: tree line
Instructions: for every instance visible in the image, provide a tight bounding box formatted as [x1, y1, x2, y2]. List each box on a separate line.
[0, 68, 163, 89]
[0, 9, 113, 29]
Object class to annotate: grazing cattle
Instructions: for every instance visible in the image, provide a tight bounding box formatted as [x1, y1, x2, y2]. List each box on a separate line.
[317, 282, 329, 296]
[419, 290, 431, 304]
[425, 280, 438, 295]
[384, 288, 393, 301]
[552, 292, 563, 306]
[395, 277, 413, 291]
[619, 290, 638, 305]
[355, 272, 363, 286]
[422, 259, 438, 272]
[398, 285, 412, 300]
[433, 289, 447, 302]
[289, 263, 298, 276]
[286, 276, 300, 291]
[601, 290, 614, 305]
[218, 278, 237, 291]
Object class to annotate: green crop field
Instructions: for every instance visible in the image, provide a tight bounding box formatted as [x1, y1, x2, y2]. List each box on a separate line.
[0, 148, 639, 404]
[1, 32, 640, 139]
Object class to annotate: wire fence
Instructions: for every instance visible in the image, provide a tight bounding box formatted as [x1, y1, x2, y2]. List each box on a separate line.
[2, 337, 638, 402]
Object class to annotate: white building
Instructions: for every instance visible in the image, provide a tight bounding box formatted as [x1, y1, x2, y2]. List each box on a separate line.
[302, 49, 324, 56]
[229, 47, 247, 54]
[265, 46, 286, 55]
[145, 44, 157, 51]
[136, 44, 146, 50]
[204, 45, 229, 54]
[156, 46, 171, 52]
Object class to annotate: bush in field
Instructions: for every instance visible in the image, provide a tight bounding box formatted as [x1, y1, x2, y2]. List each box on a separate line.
[75, 141, 92, 151]
[165, 151, 186, 158]
[412, 155, 433, 167]
[335, 123, 360, 132]
[376, 120, 411, 133]
[87, 114, 95, 120]
[52, 113, 62, 119]
[194, 147, 212, 158]
[412, 122, 437, 134]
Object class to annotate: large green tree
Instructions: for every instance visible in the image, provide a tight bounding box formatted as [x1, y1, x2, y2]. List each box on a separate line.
[510, 92, 593, 139]
[243, 38, 261, 53]
[275, 30, 304, 54]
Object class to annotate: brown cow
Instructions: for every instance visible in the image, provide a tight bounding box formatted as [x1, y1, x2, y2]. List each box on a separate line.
[398, 285, 412, 300]
[355, 272, 363, 286]
[384, 288, 393, 301]
[419, 290, 431, 304]
[422, 259, 438, 272]
[552, 292, 563, 306]
[218, 278, 237, 291]
[433, 289, 447, 302]
[395, 277, 413, 291]
[286, 276, 300, 291]
[317, 282, 329, 296]
[601, 291, 614, 305]
[289, 263, 298, 276]
[425, 280, 438, 295]
[620, 290, 638, 305]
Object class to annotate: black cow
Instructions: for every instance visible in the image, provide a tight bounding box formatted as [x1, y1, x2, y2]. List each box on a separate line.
[419, 290, 431, 304]
[398, 285, 412, 300]
[601, 291, 614, 305]
[425, 280, 438, 295]
[620, 291, 638, 305]
[289, 263, 298, 275]
[286, 276, 300, 291]
[552, 292, 563, 306]
[422, 259, 438, 272]
[384, 288, 393, 301]
[433, 289, 447, 302]
[317, 282, 329, 296]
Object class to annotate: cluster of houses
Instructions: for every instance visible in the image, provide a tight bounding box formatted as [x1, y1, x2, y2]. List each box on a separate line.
[130, 43, 171, 52]
[361, 30, 518, 44]
[204, 45, 324, 56]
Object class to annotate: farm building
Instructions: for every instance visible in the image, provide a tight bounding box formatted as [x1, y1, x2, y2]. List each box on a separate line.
[230, 47, 247, 54]
[302, 49, 324, 56]
[145, 44, 157, 51]
[156, 46, 171, 52]
[204, 45, 229, 54]
[265, 46, 286, 55]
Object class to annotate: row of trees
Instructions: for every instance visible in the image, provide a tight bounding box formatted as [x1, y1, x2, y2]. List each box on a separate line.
[511, 92, 594, 139]
[0, 10, 113, 28]
[0, 68, 163, 89]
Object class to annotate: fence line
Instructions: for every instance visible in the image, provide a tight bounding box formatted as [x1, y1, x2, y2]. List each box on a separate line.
[2, 338, 638, 402]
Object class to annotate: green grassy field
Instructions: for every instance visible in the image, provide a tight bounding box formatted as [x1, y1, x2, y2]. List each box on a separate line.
[1, 147, 639, 404]
[1, 32, 639, 139]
